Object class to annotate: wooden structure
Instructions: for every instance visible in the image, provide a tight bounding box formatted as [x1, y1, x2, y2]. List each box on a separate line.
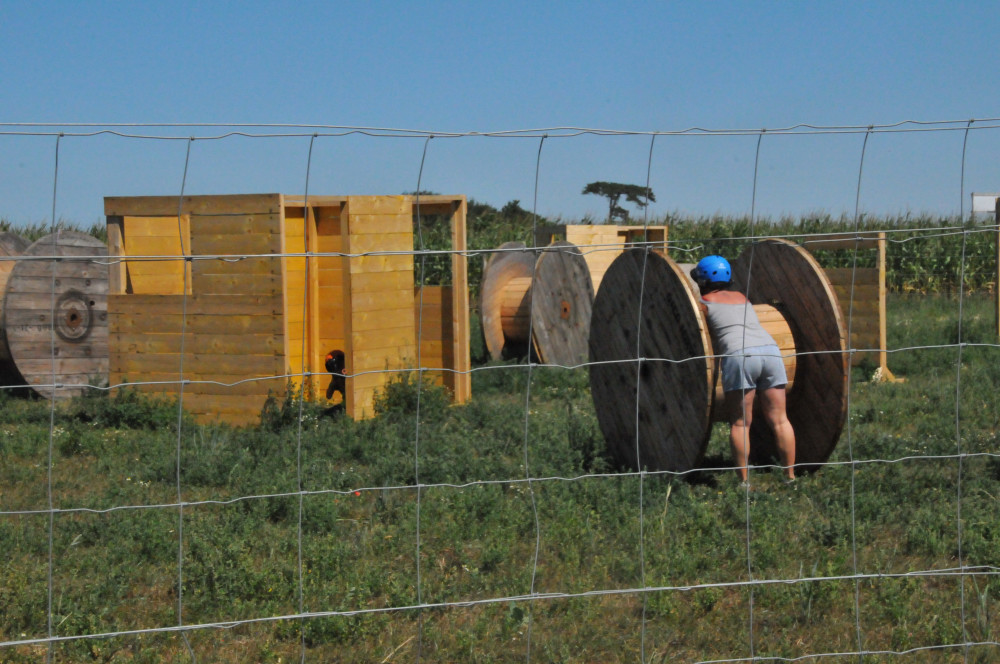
[799, 232, 895, 379]
[0, 232, 109, 398]
[480, 224, 668, 365]
[537, 224, 669, 293]
[105, 194, 470, 425]
[588, 240, 848, 474]
[479, 241, 594, 365]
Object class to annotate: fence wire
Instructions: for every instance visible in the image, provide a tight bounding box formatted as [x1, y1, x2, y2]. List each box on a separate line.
[0, 119, 998, 663]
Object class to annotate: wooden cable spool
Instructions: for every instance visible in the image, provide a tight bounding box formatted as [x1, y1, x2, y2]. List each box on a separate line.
[0, 231, 109, 398]
[480, 240, 594, 365]
[588, 240, 848, 474]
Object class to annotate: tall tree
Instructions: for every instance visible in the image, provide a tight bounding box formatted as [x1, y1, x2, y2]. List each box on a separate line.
[582, 181, 656, 223]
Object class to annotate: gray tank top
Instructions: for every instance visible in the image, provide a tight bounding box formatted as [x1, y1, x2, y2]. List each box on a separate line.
[702, 299, 775, 355]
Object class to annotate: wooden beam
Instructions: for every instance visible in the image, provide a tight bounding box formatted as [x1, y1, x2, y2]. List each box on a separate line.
[106, 216, 126, 295]
[798, 232, 882, 251]
[105, 194, 282, 217]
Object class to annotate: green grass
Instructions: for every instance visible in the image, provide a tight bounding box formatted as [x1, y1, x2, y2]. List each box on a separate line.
[1, 205, 999, 660]
[1, 293, 998, 662]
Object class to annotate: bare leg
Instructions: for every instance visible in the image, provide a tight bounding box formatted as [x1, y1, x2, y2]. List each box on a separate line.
[759, 386, 796, 480]
[725, 389, 755, 482]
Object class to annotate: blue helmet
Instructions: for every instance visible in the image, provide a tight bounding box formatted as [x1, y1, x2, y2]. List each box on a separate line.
[693, 255, 731, 284]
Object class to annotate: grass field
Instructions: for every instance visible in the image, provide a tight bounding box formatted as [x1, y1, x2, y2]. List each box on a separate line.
[1, 292, 999, 663]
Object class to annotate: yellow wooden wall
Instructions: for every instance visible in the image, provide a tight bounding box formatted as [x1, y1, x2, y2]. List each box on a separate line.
[564, 225, 668, 293]
[342, 196, 417, 419]
[803, 233, 890, 375]
[107, 194, 469, 425]
[315, 208, 346, 355]
[415, 285, 454, 391]
[282, 204, 348, 401]
[116, 216, 191, 294]
[109, 294, 285, 423]
[282, 207, 311, 395]
[822, 267, 884, 368]
[106, 195, 287, 425]
[316, 207, 346, 402]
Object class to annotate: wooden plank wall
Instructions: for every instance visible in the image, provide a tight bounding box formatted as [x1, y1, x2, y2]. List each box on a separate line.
[564, 225, 669, 294]
[415, 285, 454, 391]
[316, 206, 347, 403]
[564, 226, 622, 294]
[109, 294, 285, 424]
[342, 197, 417, 419]
[106, 195, 288, 425]
[106, 194, 469, 423]
[803, 233, 890, 374]
[823, 267, 881, 362]
[118, 215, 191, 294]
[282, 207, 311, 395]
[282, 204, 348, 402]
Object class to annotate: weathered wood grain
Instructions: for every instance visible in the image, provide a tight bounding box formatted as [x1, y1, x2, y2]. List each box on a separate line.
[589, 249, 714, 473]
[2, 232, 109, 398]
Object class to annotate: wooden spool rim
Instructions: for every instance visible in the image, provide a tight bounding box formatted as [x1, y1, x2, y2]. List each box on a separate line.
[731, 239, 848, 469]
[529, 241, 594, 366]
[480, 241, 536, 360]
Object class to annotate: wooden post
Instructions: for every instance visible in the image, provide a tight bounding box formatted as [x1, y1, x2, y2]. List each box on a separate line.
[341, 199, 356, 419]
[106, 216, 126, 295]
[995, 198, 1000, 339]
[306, 206, 320, 398]
[450, 198, 472, 403]
[876, 232, 895, 381]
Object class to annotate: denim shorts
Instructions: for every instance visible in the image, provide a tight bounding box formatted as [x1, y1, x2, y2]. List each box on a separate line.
[720, 344, 788, 393]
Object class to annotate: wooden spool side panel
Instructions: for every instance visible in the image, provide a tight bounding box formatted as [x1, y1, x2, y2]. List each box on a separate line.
[530, 241, 594, 366]
[5, 232, 109, 398]
[0, 233, 30, 258]
[732, 240, 848, 468]
[589, 250, 713, 473]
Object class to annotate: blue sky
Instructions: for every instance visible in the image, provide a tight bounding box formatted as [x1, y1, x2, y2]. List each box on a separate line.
[2, 1, 999, 226]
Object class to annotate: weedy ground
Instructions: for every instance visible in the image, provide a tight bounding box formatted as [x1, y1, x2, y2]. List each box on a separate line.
[1, 293, 998, 662]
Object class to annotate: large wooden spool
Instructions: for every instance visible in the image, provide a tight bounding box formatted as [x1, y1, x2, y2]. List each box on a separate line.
[588, 240, 848, 474]
[0, 231, 109, 398]
[480, 240, 594, 366]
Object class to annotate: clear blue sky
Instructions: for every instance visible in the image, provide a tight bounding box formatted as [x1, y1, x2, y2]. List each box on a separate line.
[2, 1, 999, 227]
